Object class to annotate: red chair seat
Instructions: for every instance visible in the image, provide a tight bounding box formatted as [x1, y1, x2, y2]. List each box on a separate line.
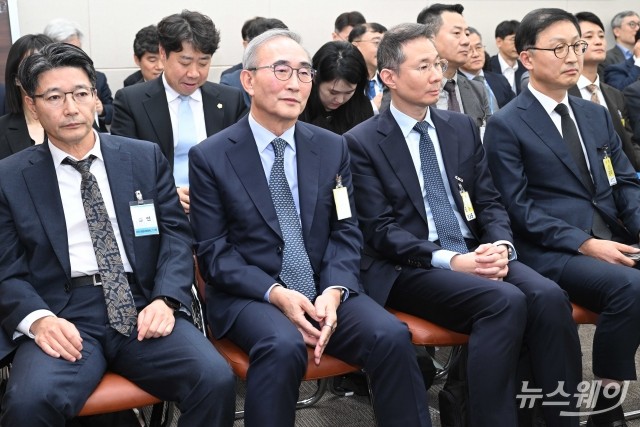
[78, 372, 161, 417]
[571, 302, 598, 325]
[387, 308, 469, 346]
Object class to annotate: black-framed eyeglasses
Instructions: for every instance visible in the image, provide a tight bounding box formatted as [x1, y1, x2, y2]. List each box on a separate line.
[246, 63, 316, 83]
[527, 41, 588, 59]
[32, 87, 96, 108]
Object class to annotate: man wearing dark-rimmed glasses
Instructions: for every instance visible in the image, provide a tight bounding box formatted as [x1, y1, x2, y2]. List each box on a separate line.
[485, 8, 640, 427]
[189, 28, 431, 427]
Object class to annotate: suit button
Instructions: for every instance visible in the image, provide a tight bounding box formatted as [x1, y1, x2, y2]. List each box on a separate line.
[592, 200, 597, 205]
[276, 245, 283, 254]
[395, 265, 402, 271]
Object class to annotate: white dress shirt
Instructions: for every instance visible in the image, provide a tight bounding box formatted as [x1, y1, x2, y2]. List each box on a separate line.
[436, 73, 465, 113]
[577, 75, 607, 109]
[498, 53, 519, 93]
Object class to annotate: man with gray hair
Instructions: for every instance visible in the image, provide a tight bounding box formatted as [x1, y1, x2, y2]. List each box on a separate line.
[189, 28, 432, 427]
[599, 10, 640, 76]
[44, 18, 114, 132]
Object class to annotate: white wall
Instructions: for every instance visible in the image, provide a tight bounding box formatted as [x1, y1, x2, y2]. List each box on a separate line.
[13, 0, 633, 93]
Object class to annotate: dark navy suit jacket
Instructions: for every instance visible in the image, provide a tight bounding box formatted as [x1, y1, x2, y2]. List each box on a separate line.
[484, 89, 640, 281]
[604, 57, 640, 91]
[489, 55, 526, 95]
[0, 134, 194, 361]
[484, 71, 516, 108]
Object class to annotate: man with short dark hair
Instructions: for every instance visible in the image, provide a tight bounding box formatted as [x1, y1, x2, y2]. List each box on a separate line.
[111, 10, 247, 214]
[123, 25, 163, 87]
[189, 28, 431, 427]
[485, 8, 640, 427]
[346, 21, 581, 427]
[349, 22, 387, 111]
[490, 20, 526, 94]
[0, 42, 235, 427]
[332, 11, 366, 41]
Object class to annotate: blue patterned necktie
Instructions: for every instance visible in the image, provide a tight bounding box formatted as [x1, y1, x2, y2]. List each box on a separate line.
[413, 122, 468, 254]
[173, 95, 197, 186]
[64, 156, 137, 336]
[268, 138, 317, 301]
[367, 80, 377, 100]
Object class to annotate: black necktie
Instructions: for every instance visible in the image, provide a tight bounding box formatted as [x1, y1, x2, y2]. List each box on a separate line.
[443, 80, 461, 113]
[268, 138, 317, 301]
[64, 156, 137, 335]
[554, 104, 611, 239]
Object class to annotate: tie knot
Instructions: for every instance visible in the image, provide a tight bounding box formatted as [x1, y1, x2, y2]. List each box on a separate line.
[272, 138, 287, 159]
[554, 103, 570, 117]
[413, 121, 430, 136]
[179, 95, 190, 103]
[586, 84, 598, 94]
[473, 75, 485, 83]
[64, 155, 96, 175]
[443, 79, 456, 94]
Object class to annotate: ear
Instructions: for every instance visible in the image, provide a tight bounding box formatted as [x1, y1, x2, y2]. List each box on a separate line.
[519, 50, 534, 71]
[612, 27, 621, 39]
[133, 54, 141, 67]
[240, 69, 255, 97]
[379, 68, 396, 89]
[24, 95, 37, 120]
[495, 37, 503, 49]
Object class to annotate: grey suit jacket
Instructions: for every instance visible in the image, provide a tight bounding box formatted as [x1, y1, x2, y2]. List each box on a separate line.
[569, 83, 639, 169]
[456, 74, 491, 128]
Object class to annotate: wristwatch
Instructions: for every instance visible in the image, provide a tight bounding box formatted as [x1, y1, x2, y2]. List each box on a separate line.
[159, 296, 181, 311]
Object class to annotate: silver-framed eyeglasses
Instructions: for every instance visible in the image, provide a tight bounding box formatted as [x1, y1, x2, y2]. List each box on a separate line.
[32, 87, 96, 108]
[247, 63, 316, 83]
[527, 41, 588, 59]
[409, 58, 449, 75]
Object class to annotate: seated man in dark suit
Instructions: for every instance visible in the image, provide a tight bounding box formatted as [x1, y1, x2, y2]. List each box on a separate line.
[569, 12, 639, 170]
[490, 19, 527, 95]
[623, 80, 640, 151]
[459, 27, 515, 111]
[604, 29, 640, 90]
[0, 42, 234, 427]
[485, 8, 640, 427]
[599, 11, 640, 78]
[189, 28, 431, 427]
[345, 22, 581, 427]
[111, 10, 247, 214]
[123, 24, 163, 87]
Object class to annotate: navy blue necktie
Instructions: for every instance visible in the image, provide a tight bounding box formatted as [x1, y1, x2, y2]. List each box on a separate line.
[268, 138, 317, 301]
[64, 156, 137, 335]
[367, 80, 377, 100]
[413, 122, 468, 254]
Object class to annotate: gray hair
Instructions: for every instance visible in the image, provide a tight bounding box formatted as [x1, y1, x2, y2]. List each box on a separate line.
[377, 23, 434, 73]
[611, 11, 639, 29]
[43, 18, 83, 44]
[467, 26, 482, 39]
[243, 28, 306, 69]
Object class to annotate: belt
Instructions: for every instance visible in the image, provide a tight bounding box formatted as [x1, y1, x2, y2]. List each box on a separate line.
[69, 273, 135, 289]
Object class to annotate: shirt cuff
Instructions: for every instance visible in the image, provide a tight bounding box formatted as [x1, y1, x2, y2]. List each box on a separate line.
[432, 249, 459, 269]
[265, 283, 282, 303]
[494, 240, 517, 261]
[14, 309, 56, 340]
[635, 56, 640, 67]
[323, 286, 349, 302]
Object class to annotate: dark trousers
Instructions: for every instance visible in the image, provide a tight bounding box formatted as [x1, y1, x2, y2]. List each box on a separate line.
[387, 261, 582, 427]
[226, 293, 432, 427]
[0, 285, 235, 427]
[559, 255, 640, 380]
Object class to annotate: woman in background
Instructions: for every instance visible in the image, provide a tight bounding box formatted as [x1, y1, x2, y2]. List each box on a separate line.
[0, 34, 52, 160]
[300, 41, 373, 134]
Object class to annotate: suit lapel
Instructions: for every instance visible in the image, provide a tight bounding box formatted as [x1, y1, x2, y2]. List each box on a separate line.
[226, 118, 281, 237]
[22, 145, 71, 277]
[294, 124, 319, 242]
[570, 97, 603, 188]
[430, 110, 461, 202]
[100, 135, 137, 267]
[518, 90, 592, 193]
[142, 79, 173, 152]
[377, 110, 429, 225]
[201, 83, 225, 137]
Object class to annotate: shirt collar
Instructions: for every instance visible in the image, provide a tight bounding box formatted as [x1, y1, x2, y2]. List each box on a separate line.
[389, 103, 435, 138]
[441, 72, 459, 88]
[162, 74, 203, 103]
[49, 130, 103, 168]
[248, 113, 297, 154]
[577, 74, 600, 90]
[617, 43, 632, 59]
[498, 53, 518, 71]
[527, 83, 569, 116]
[459, 69, 482, 80]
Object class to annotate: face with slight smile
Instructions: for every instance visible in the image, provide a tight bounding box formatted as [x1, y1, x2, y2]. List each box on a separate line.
[161, 41, 211, 96]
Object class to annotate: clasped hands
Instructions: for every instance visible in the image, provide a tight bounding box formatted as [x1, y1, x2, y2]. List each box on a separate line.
[30, 299, 176, 362]
[450, 243, 509, 280]
[269, 286, 341, 366]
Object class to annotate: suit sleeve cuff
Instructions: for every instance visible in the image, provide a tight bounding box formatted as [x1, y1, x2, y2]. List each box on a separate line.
[323, 286, 349, 302]
[494, 240, 517, 261]
[14, 309, 56, 340]
[431, 249, 458, 269]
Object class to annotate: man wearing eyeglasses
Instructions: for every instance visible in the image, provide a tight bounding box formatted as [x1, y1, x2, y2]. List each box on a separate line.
[349, 22, 388, 112]
[0, 43, 235, 426]
[345, 22, 581, 427]
[485, 8, 640, 427]
[188, 28, 432, 427]
[599, 11, 640, 77]
[111, 10, 247, 214]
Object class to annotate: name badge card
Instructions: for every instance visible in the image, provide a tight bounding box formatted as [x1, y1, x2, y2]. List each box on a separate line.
[129, 190, 159, 236]
[603, 156, 617, 186]
[333, 174, 352, 220]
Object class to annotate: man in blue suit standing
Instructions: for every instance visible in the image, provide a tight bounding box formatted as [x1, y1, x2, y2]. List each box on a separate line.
[345, 22, 581, 427]
[0, 43, 235, 426]
[485, 8, 640, 427]
[189, 28, 431, 427]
